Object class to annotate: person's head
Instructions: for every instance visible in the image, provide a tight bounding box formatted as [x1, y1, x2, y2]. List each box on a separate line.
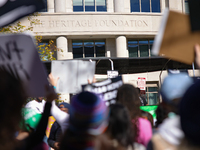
[155, 104, 168, 128]
[0, 70, 26, 149]
[60, 91, 108, 150]
[116, 84, 141, 119]
[106, 104, 134, 148]
[141, 110, 154, 127]
[136, 87, 141, 96]
[58, 102, 71, 114]
[36, 97, 43, 102]
[160, 73, 193, 114]
[180, 80, 200, 147]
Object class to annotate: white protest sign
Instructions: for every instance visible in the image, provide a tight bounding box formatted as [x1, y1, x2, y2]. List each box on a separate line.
[51, 60, 96, 94]
[137, 77, 146, 90]
[82, 76, 123, 106]
[0, 34, 49, 97]
[107, 70, 119, 78]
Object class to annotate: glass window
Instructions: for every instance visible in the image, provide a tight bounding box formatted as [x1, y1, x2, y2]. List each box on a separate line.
[85, 0, 95, 11]
[131, 0, 140, 12]
[130, 0, 160, 13]
[185, 0, 189, 14]
[140, 45, 149, 57]
[128, 39, 154, 58]
[38, 0, 47, 12]
[151, 0, 161, 12]
[73, 45, 83, 58]
[96, 0, 107, 11]
[72, 40, 105, 58]
[141, 0, 150, 12]
[73, 0, 84, 11]
[73, 0, 107, 12]
[96, 45, 105, 57]
[146, 86, 159, 105]
[129, 45, 138, 57]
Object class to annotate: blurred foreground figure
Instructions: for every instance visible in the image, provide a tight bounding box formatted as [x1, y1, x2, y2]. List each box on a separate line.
[179, 80, 200, 150]
[59, 91, 108, 150]
[147, 73, 193, 150]
[116, 84, 152, 147]
[0, 70, 57, 150]
[48, 102, 71, 150]
[97, 104, 145, 150]
[25, 97, 46, 114]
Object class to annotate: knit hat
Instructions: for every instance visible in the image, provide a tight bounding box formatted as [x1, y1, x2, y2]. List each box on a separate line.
[160, 73, 193, 103]
[69, 91, 108, 135]
[58, 102, 71, 114]
[180, 80, 200, 145]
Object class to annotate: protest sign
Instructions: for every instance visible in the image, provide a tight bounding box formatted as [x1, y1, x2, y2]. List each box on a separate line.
[0, 0, 45, 28]
[51, 60, 96, 94]
[82, 76, 123, 106]
[152, 9, 200, 65]
[107, 70, 119, 78]
[22, 108, 42, 131]
[0, 33, 49, 97]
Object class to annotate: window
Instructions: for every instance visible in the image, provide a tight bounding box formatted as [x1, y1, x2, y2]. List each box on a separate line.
[128, 39, 154, 57]
[72, 40, 106, 58]
[185, 0, 189, 14]
[73, 0, 107, 12]
[38, 40, 49, 60]
[39, 0, 47, 12]
[37, 40, 56, 61]
[146, 82, 159, 105]
[130, 0, 160, 13]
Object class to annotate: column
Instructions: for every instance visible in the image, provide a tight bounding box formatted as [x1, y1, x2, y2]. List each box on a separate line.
[56, 36, 68, 60]
[56, 36, 70, 102]
[55, 0, 66, 12]
[107, 0, 114, 12]
[106, 38, 116, 57]
[47, 0, 54, 12]
[66, 0, 73, 12]
[116, 36, 128, 57]
[168, 0, 183, 12]
[114, 0, 125, 12]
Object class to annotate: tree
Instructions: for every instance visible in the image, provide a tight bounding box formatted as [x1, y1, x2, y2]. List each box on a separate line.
[0, 13, 58, 61]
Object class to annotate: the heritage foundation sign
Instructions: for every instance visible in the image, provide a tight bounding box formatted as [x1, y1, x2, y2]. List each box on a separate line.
[26, 14, 161, 34]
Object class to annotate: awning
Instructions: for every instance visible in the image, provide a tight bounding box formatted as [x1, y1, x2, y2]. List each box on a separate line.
[43, 57, 193, 75]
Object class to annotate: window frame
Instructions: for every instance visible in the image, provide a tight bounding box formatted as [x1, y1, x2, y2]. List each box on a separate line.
[130, 0, 161, 13]
[146, 82, 159, 105]
[128, 39, 154, 58]
[73, 0, 107, 12]
[72, 39, 106, 58]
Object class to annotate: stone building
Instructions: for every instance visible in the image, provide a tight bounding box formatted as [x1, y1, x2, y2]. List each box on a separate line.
[22, 0, 196, 104]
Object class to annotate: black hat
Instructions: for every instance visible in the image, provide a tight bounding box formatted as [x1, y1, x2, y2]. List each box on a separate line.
[180, 80, 200, 145]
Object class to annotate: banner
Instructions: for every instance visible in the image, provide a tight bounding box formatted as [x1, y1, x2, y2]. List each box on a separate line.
[0, 34, 49, 97]
[140, 105, 158, 119]
[82, 76, 123, 106]
[51, 60, 96, 94]
[0, 0, 45, 27]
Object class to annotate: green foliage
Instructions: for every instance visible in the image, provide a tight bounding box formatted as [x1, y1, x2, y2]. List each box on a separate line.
[0, 13, 59, 61]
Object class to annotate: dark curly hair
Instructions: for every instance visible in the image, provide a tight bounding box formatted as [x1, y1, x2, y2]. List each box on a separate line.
[116, 84, 141, 142]
[106, 104, 134, 148]
[0, 70, 26, 150]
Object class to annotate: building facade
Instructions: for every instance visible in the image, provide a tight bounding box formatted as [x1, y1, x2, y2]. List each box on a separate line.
[22, 0, 196, 104]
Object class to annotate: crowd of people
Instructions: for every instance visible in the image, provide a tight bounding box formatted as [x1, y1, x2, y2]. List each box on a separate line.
[1, 46, 200, 150]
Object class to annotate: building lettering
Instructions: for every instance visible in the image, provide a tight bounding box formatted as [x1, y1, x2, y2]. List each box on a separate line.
[45, 19, 148, 28]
